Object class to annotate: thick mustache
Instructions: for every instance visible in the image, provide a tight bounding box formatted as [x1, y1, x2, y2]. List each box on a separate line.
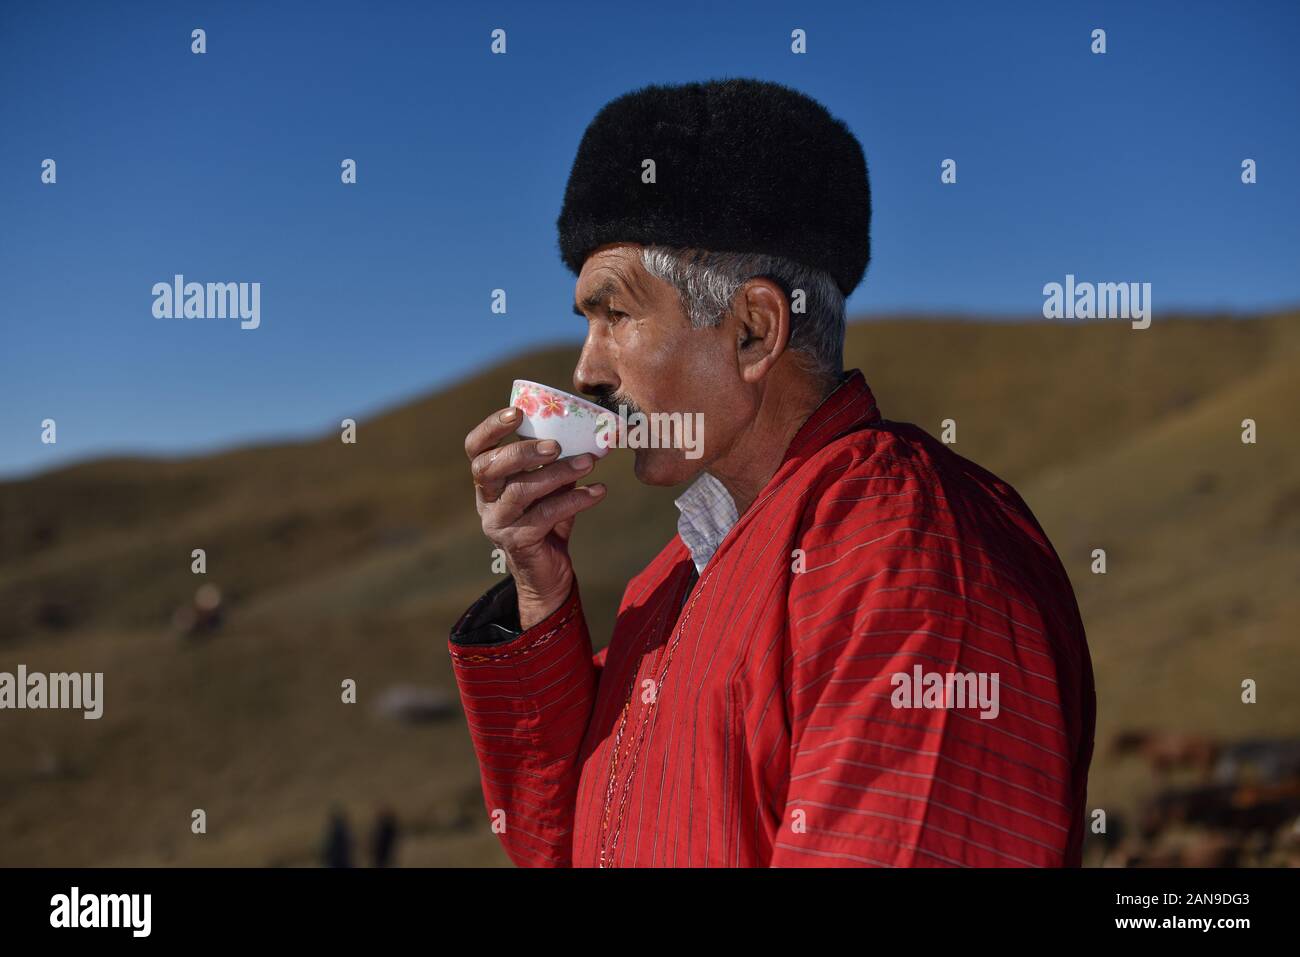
[594, 393, 644, 417]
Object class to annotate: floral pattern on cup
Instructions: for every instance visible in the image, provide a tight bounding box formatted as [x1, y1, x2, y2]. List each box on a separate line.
[511, 382, 613, 440]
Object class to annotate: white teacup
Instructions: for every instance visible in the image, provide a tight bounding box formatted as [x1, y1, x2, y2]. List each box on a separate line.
[509, 380, 616, 459]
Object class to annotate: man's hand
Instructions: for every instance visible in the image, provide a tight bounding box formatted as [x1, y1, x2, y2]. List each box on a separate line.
[466, 407, 606, 629]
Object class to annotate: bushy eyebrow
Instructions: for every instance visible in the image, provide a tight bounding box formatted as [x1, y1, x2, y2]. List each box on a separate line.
[573, 278, 622, 317]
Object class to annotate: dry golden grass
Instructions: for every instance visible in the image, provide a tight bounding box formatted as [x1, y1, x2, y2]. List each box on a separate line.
[1, 310, 1295, 865]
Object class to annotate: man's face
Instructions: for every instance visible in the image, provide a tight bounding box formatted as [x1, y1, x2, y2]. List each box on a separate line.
[571, 243, 747, 486]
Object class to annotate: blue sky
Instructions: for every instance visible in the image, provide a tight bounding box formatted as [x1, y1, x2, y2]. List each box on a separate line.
[1, 0, 1297, 477]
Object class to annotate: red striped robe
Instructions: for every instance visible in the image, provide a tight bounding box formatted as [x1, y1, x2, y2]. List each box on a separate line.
[448, 369, 1096, 866]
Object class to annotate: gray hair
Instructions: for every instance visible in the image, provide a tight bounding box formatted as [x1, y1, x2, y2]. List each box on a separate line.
[640, 245, 845, 386]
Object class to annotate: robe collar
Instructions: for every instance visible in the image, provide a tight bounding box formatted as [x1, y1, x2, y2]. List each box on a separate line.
[673, 368, 882, 572]
[780, 367, 883, 465]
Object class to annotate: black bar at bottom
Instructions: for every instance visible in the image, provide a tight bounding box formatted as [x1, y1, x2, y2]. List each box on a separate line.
[0, 866, 1290, 942]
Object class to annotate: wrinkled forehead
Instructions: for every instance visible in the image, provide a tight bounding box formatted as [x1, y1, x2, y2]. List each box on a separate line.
[572, 247, 659, 315]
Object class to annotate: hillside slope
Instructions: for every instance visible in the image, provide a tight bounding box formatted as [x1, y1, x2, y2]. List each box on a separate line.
[0, 312, 1294, 866]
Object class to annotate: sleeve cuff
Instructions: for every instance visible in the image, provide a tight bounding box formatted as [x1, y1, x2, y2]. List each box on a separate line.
[449, 575, 525, 645]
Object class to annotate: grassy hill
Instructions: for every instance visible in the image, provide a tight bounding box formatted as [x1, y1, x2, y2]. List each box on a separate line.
[1, 310, 1296, 866]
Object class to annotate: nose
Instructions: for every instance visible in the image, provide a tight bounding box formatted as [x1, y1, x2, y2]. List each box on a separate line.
[573, 324, 618, 400]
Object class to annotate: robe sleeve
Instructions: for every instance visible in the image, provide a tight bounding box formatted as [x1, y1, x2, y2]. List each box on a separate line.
[447, 575, 604, 867]
[769, 469, 1086, 868]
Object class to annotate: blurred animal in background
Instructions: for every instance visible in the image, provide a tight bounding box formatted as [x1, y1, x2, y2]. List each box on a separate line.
[1211, 737, 1300, 786]
[170, 583, 224, 640]
[372, 684, 455, 724]
[1104, 730, 1300, 866]
[1110, 730, 1218, 778]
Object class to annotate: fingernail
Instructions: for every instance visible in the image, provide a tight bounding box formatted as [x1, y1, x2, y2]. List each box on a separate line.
[587, 483, 606, 496]
[501, 408, 519, 423]
[571, 454, 593, 471]
[538, 440, 559, 455]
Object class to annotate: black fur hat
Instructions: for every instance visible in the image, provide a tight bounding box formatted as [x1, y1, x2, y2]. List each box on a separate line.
[556, 77, 871, 298]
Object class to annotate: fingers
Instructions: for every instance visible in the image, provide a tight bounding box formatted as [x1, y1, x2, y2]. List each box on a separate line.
[471, 437, 567, 503]
[486, 453, 598, 523]
[464, 407, 524, 462]
[500, 482, 607, 548]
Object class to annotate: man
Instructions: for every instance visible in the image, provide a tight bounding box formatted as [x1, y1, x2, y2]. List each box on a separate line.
[449, 78, 1095, 867]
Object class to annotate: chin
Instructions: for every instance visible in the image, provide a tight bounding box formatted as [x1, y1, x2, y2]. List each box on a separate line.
[631, 448, 699, 487]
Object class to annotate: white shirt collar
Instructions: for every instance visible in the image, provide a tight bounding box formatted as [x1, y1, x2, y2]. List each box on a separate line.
[673, 471, 739, 574]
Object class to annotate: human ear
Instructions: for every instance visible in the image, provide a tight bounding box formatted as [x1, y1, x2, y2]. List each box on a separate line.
[735, 279, 790, 384]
